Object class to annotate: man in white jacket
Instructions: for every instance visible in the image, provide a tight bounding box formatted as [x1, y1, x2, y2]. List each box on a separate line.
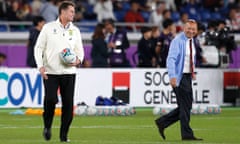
[34, 1, 84, 142]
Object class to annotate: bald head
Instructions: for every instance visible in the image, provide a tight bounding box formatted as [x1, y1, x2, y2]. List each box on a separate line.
[184, 19, 198, 38]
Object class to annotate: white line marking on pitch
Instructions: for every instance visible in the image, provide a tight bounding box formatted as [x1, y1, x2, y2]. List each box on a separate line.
[0, 125, 154, 129]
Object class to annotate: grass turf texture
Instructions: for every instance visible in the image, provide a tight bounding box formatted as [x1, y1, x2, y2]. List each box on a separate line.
[0, 107, 240, 144]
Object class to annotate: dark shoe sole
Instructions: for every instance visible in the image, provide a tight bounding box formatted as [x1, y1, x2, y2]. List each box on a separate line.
[60, 139, 70, 143]
[182, 137, 203, 141]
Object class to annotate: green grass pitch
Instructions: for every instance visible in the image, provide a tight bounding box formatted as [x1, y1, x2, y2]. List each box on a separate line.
[0, 107, 240, 144]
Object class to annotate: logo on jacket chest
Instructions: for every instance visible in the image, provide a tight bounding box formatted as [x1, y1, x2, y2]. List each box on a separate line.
[53, 28, 57, 34]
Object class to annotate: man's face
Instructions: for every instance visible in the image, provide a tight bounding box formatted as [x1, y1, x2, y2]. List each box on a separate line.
[184, 21, 197, 38]
[105, 23, 114, 33]
[182, 14, 188, 22]
[144, 31, 152, 39]
[62, 6, 75, 22]
[39, 21, 45, 29]
[169, 24, 176, 33]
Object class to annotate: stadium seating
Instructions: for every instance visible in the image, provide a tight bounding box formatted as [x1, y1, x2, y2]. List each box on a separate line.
[140, 11, 151, 22]
[200, 11, 211, 22]
[0, 25, 7, 32]
[114, 11, 126, 22]
[211, 12, 222, 20]
[171, 12, 180, 22]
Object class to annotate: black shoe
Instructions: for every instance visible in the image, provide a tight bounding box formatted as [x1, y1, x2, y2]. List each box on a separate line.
[43, 128, 51, 141]
[60, 138, 70, 143]
[182, 136, 203, 141]
[155, 120, 166, 140]
[60, 132, 69, 142]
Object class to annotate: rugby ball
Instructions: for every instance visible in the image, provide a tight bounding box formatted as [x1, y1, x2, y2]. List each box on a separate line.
[60, 48, 76, 64]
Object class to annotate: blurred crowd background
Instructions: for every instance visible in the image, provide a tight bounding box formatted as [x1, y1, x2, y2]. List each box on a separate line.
[0, 0, 240, 68]
[0, 0, 240, 32]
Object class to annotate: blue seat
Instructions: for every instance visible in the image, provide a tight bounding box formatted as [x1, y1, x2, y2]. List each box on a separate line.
[0, 25, 7, 32]
[140, 11, 150, 22]
[211, 12, 221, 20]
[114, 11, 126, 22]
[77, 19, 97, 32]
[122, 2, 130, 11]
[188, 14, 201, 21]
[82, 3, 95, 16]
[171, 12, 180, 22]
[201, 11, 211, 22]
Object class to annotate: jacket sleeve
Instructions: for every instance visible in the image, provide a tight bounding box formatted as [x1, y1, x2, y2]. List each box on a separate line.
[166, 38, 179, 79]
[34, 25, 47, 69]
[121, 31, 130, 50]
[74, 28, 85, 63]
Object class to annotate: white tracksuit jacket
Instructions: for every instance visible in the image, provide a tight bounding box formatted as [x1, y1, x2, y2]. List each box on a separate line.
[34, 19, 84, 74]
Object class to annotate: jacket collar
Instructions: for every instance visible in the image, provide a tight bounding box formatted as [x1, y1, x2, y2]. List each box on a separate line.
[56, 18, 72, 30]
